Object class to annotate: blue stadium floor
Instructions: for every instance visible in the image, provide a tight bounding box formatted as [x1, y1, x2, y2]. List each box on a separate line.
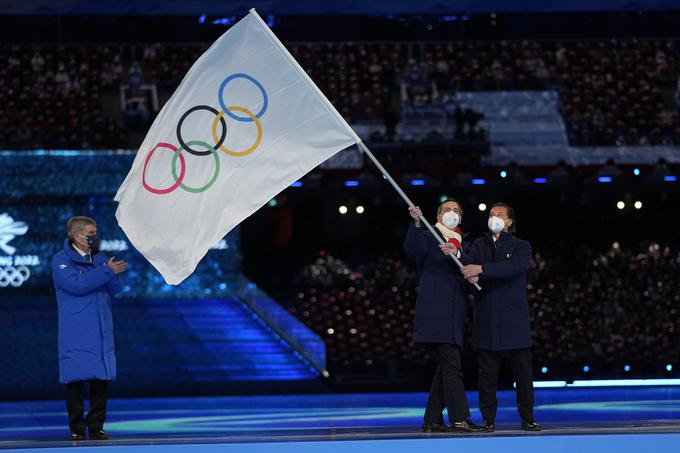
[1, 387, 679, 452]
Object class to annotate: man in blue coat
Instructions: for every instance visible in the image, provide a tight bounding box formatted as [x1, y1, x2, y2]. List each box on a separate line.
[404, 199, 482, 433]
[459, 203, 541, 432]
[51, 216, 127, 441]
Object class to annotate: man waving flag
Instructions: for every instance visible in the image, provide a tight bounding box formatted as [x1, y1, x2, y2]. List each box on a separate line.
[115, 10, 360, 284]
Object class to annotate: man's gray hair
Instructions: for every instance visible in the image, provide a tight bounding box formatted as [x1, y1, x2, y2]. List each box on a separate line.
[437, 198, 463, 217]
[67, 216, 96, 241]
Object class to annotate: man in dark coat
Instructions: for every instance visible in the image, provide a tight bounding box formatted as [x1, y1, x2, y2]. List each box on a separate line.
[51, 216, 127, 441]
[459, 202, 541, 432]
[404, 199, 482, 433]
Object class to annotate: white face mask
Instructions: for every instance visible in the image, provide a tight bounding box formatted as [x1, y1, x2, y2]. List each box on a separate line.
[441, 211, 460, 230]
[488, 216, 505, 234]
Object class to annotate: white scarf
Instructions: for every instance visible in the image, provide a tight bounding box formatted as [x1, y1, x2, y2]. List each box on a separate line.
[434, 222, 462, 258]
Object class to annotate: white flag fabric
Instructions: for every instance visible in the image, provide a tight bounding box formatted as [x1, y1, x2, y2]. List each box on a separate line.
[115, 10, 359, 285]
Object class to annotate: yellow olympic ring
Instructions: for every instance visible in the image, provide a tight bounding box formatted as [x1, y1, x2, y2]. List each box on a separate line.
[211, 106, 262, 157]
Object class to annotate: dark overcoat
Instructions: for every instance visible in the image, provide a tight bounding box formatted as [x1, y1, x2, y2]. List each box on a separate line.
[462, 232, 533, 351]
[404, 223, 470, 346]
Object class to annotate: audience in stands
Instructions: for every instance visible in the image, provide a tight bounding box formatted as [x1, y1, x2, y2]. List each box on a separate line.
[2, 39, 680, 149]
[284, 241, 680, 375]
[0, 45, 127, 150]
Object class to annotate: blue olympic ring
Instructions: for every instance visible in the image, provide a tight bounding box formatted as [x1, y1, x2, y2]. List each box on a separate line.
[218, 73, 268, 123]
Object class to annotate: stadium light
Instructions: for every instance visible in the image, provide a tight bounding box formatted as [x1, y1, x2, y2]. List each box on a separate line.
[634, 201, 642, 209]
[478, 203, 487, 211]
[356, 206, 365, 214]
[338, 206, 348, 214]
[212, 16, 237, 26]
[616, 201, 625, 210]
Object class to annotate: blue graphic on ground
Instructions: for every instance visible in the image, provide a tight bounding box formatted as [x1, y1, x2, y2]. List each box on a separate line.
[2, 387, 680, 440]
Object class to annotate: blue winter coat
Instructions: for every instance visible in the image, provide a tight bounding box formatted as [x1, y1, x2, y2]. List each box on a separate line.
[404, 223, 470, 346]
[52, 239, 123, 384]
[461, 232, 533, 351]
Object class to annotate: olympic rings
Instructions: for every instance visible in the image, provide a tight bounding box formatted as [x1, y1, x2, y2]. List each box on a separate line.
[218, 73, 268, 122]
[171, 141, 221, 193]
[211, 106, 262, 157]
[0, 266, 31, 288]
[143, 142, 186, 195]
[176, 105, 227, 156]
[141, 72, 268, 195]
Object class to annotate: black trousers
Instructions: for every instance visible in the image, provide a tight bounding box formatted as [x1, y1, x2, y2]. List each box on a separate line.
[477, 348, 534, 424]
[66, 379, 109, 434]
[423, 343, 470, 424]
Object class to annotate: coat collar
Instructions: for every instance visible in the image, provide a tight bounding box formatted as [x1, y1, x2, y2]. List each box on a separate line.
[63, 239, 92, 264]
[485, 230, 513, 245]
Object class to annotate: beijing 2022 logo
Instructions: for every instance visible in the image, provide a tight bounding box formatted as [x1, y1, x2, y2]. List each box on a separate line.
[142, 73, 268, 195]
[0, 213, 39, 288]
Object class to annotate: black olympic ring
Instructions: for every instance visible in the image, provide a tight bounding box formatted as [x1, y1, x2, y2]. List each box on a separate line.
[176, 105, 228, 156]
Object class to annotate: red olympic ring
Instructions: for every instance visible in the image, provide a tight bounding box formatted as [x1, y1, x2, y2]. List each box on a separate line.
[142, 142, 187, 195]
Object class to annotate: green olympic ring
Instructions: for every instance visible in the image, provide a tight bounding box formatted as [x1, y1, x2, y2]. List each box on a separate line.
[171, 140, 221, 193]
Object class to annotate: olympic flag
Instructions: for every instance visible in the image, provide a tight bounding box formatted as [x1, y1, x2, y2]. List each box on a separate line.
[114, 10, 360, 284]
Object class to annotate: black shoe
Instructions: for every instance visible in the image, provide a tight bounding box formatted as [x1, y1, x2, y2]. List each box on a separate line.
[421, 422, 451, 433]
[89, 429, 110, 440]
[70, 433, 86, 441]
[521, 420, 542, 432]
[482, 420, 495, 432]
[452, 419, 485, 433]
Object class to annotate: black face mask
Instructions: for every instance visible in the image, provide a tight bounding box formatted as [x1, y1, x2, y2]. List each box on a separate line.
[78, 233, 101, 254]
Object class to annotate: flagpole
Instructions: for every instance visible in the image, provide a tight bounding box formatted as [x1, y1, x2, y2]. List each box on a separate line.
[357, 140, 482, 291]
[250, 8, 480, 290]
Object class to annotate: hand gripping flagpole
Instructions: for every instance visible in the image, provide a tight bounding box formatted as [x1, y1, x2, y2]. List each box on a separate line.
[356, 141, 482, 291]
